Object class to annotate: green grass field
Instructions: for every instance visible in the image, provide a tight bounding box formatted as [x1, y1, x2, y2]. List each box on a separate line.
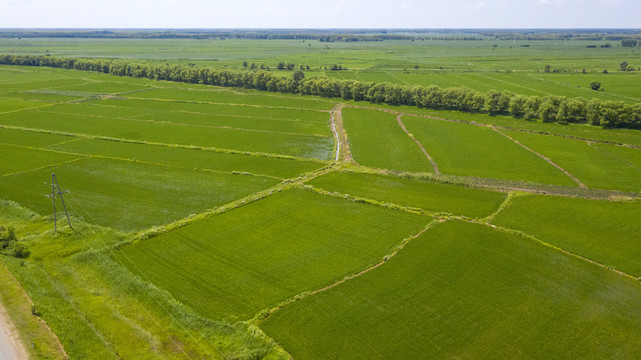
[401, 115, 578, 185]
[117, 188, 430, 320]
[261, 221, 641, 359]
[0, 156, 278, 231]
[308, 170, 507, 218]
[342, 108, 434, 172]
[1, 37, 641, 360]
[503, 129, 641, 192]
[48, 138, 324, 179]
[493, 194, 641, 277]
[0, 109, 334, 159]
[129, 87, 335, 110]
[0, 144, 83, 176]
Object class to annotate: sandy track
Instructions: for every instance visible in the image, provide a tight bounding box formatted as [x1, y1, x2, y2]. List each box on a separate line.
[0, 304, 28, 360]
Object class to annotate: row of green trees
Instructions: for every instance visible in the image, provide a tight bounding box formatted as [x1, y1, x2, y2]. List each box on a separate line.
[2, 54, 640, 129]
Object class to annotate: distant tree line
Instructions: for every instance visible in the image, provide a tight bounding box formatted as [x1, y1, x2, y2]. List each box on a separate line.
[2, 29, 641, 43]
[2, 54, 640, 129]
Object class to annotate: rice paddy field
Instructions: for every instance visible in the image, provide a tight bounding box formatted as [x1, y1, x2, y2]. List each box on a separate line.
[1, 33, 641, 359]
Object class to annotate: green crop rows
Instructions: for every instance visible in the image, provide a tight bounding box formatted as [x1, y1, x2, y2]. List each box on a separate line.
[1, 34, 641, 360]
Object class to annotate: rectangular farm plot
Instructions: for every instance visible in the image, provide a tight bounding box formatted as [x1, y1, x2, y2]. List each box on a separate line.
[45, 102, 163, 119]
[0, 127, 75, 148]
[401, 115, 577, 186]
[504, 129, 641, 192]
[50, 138, 325, 179]
[261, 221, 641, 359]
[0, 157, 278, 232]
[129, 87, 335, 110]
[342, 108, 434, 172]
[591, 143, 641, 171]
[87, 98, 331, 122]
[0, 110, 334, 160]
[136, 109, 331, 136]
[493, 194, 641, 277]
[0, 98, 47, 112]
[308, 171, 507, 218]
[0, 144, 84, 176]
[40, 101, 332, 137]
[116, 188, 430, 320]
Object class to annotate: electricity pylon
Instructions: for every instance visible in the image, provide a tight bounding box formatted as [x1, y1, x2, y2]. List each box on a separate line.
[46, 173, 73, 232]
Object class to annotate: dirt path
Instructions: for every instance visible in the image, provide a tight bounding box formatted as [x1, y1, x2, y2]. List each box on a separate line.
[396, 115, 441, 175]
[0, 304, 28, 360]
[330, 104, 354, 163]
[492, 127, 587, 188]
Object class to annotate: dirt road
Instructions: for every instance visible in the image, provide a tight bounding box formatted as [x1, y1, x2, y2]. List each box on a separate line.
[0, 305, 27, 360]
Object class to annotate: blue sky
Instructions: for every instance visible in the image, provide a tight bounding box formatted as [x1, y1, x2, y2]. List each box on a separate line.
[0, 0, 639, 28]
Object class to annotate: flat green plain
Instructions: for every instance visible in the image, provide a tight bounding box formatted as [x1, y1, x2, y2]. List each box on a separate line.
[308, 171, 507, 218]
[342, 108, 434, 172]
[504, 129, 641, 192]
[117, 188, 430, 320]
[493, 194, 641, 277]
[402, 115, 577, 185]
[261, 221, 641, 359]
[0, 109, 334, 159]
[49, 138, 324, 179]
[0, 157, 278, 231]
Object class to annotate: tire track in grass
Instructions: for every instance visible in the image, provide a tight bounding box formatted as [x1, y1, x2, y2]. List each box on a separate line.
[396, 115, 440, 175]
[491, 126, 587, 188]
[587, 141, 641, 173]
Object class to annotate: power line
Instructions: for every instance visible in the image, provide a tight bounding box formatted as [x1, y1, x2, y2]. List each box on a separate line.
[45, 173, 73, 232]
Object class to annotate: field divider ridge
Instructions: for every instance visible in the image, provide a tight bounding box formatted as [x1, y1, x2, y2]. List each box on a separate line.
[113, 164, 338, 249]
[329, 104, 341, 161]
[396, 114, 441, 174]
[481, 191, 522, 224]
[329, 104, 355, 163]
[0, 102, 59, 116]
[492, 126, 587, 188]
[338, 165, 641, 200]
[43, 202, 222, 359]
[252, 219, 440, 324]
[42, 136, 85, 149]
[0, 154, 89, 178]
[2, 141, 282, 181]
[298, 184, 454, 218]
